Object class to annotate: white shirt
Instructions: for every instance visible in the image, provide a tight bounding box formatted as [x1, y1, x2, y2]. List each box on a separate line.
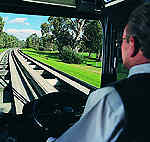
[48, 63, 150, 142]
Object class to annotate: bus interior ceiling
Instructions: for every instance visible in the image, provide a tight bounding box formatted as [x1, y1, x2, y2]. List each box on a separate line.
[0, 0, 100, 19]
[0, 0, 145, 21]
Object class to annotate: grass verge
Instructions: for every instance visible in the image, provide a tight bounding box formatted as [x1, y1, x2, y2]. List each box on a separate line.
[21, 48, 102, 88]
[0, 48, 7, 53]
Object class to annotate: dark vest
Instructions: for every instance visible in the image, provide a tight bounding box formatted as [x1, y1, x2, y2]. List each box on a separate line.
[109, 73, 150, 141]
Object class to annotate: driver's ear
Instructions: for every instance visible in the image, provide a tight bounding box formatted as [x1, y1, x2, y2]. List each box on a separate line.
[129, 36, 139, 57]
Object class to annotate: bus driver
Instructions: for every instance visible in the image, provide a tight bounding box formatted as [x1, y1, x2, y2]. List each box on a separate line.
[48, 2, 150, 142]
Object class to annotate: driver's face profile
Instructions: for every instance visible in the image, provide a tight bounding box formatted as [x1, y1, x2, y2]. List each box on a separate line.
[121, 25, 130, 68]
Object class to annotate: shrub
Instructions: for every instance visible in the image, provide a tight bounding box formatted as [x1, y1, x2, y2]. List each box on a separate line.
[52, 44, 58, 51]
[59, 46, 84, 64]
[38, 46, 44, 51]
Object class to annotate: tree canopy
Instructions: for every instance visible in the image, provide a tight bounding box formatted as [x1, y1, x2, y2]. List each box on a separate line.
[0, 16, 22, 48]
[25, 16, 103, 63]
[26, 16, 103, 55]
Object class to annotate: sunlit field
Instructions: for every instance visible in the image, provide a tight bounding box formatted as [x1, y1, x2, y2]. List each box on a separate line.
[0, 48, 6, 53]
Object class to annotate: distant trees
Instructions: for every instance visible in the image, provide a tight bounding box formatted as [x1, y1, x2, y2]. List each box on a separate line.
[0, 17, 4, 33]
[83, 20, 102, 59]
[26, 17, 103, 54]
[0, 31, 20, 48]
[0, 17, 6, 48]
[0, 16, 21, 49]
[26, 33, 39, 49]
[40, 22, 53, 50]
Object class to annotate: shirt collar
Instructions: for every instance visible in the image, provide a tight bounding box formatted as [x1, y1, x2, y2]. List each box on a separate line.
[128, 63, 150, 78]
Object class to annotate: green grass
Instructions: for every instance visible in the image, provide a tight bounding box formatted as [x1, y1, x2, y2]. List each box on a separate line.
[0, 48, 7, 53]
[21, 48, 101, 88]
[81, 52, 102, 68]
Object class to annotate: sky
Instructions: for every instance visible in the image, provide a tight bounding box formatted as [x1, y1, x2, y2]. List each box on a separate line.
[0, 12, 49, 41]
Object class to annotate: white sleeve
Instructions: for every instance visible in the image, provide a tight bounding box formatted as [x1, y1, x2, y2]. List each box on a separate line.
[49, 87, 125, 142]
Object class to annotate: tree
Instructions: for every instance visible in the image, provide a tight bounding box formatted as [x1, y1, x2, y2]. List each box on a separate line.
[83, 20, 103, 59]
[41, 22, 50, 36]
[32, 33, 39, 49]
[5, 35, 19, 48]
[40, 22, 54, 50]
[0, 17, 5, 33]
[26, 33, 39, 49]
[47, 17, 87, 53]
[0, 16, 20, 48]
[48, 16, 72, 52]
[0, 17, 5, 48]
[0, 32, 6, 48]
[26, 35, 33, 48]
[69, 18, 87, 52]
[19, 40, 26, 48]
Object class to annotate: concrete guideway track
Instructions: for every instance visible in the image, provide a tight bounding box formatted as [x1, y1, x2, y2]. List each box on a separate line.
[10, 49, 58, 114]
[0, 48, 92, 141]
[0, 49, 30, 115]
[0, 49, 58, 114]
[18, 49, 91, 95]
[9, 50, 31, 114]
[0, 48, 93, 115]
[13, 50, 58, 95]
[0, 49, 12, 114]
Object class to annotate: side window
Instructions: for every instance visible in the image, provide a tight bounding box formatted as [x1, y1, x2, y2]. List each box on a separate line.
[117, 39, 128, 80]
[117, 61, 128, 80]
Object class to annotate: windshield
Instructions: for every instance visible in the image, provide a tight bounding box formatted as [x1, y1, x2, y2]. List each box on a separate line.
[0, 12, 102, 114]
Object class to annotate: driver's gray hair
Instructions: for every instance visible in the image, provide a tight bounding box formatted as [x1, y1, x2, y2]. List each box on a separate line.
[127, 2, 150, 58]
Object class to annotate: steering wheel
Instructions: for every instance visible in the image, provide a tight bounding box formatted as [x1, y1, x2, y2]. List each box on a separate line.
[23, 92, 87, 138]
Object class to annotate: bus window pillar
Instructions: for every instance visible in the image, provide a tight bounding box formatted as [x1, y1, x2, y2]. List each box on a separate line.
[101, 17, 117, 87]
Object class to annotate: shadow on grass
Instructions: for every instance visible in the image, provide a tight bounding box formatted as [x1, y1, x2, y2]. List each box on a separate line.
[85, 57, 102, 68]
[24, 50, 102, 68]
[84, 56, 97, 60]
[24, 50, 60, 60]
[86, 63, 102, 68]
